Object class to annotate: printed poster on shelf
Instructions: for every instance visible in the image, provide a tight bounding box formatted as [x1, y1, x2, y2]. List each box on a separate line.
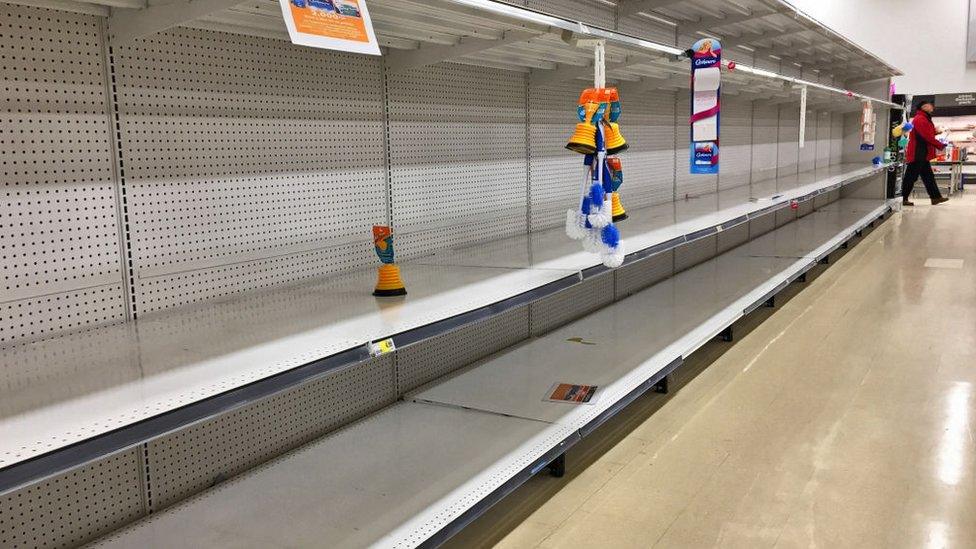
[690, 38, 721, 175]
[279, 0, 380, 55]
[545, 383, 599, 405]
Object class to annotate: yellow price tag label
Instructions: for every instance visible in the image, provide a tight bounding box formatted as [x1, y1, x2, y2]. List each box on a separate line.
[369, 338, 396, 356]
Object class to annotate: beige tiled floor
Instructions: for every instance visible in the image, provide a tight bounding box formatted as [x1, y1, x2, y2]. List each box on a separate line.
[447, 193, 976, 549]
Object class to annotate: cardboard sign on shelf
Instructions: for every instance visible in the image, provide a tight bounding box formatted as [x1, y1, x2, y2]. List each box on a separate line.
[545, 383, 599, 404]
[690, 38, 721, 174]
[279, 0, 380, 55]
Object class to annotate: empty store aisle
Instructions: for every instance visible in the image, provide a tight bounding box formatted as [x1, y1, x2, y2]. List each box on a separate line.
[448, 194, 976, 549]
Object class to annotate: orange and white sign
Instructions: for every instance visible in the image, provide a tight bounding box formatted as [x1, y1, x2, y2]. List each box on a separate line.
[279, 0, 380, 55]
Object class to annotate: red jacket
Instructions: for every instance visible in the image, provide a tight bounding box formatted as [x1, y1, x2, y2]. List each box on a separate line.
[906, 110, 945, 163]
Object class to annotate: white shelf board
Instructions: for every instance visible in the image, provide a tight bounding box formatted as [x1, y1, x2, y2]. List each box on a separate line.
[90, 402, 576, 549]
[727, 198, 886, 259]
[412, 198, 889, 426]
[415, 253, 796, 422]
[0, 262, 575, 469]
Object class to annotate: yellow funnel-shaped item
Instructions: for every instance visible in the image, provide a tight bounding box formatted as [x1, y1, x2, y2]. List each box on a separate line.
[611, 192, 627, 222]
[604, 122, 628, 154]
[566, 101, 600, 154]
[373, 263, 407, 297]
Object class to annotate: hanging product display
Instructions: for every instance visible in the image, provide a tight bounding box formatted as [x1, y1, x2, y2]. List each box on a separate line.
[563, 38, 626, 268]
[860, 100, 876, 151]
[898, 134, 910, 150]
[564, 87, 626, 268]
[603, 88, 629, 154]
[607, 156, 627, 222]
[372, 225, 407, 296]
[891, 121, 913, 138]
[690, 38, 722, 174]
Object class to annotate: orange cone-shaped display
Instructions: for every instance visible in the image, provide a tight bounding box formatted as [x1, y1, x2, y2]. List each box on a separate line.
[611, 192, 627, 222]
[566, 89, 604, 154]
[372, 225, 406, 297]
[566, 102, 601, 154]
[604, 122, 628, 154]
[374, 264, 407, 297]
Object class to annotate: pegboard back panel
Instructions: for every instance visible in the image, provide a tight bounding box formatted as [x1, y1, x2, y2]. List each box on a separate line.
[614, 249, 673, 299]
[797, 197, 814, 218]
[841, 107, 886, 164]
[0, 448, 145, 548]
[674, 234, 717, 273]
[777, 102, 799, 177]
[387, 63, 528, 258]
[781, 65, 801, 78]
[618, 89, 676, 210]
[676, 96, 717, 199]
[134, 241, 373, 313]
[145, 355, 396, 511]
[840, 172, 884, 199]
[775, 206, 797, 228]
[751, 102, 778, 182]
[529, 80, 583, 231]
[798, 108, 817, 173]
[717, 222, 750, 254]
[617, 14, 676, 45]
[113, 28, 386, 313]
[0, 312, 140, 440]
[754, 57, 780, 73]
[1, 4, 127, 344]
[720, 97, 753, 190]
[1, 286, 127, 348]
[815, 110, 832, 169]
[527, 0, 614, 29]
[397, 306, 529, 394]
[530, 273, 613, 336]
[749, 211, 777, 239]
[830, 112, 844, 165]
[814, 188, 842, 209]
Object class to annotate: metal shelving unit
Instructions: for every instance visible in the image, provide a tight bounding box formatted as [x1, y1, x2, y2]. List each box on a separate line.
[0, 0, 904, 546]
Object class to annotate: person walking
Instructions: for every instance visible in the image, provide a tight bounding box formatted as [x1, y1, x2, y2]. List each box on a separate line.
[903, 99, 949, 206]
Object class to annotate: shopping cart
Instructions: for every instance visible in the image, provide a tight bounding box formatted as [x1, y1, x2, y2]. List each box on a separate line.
[927, 161, 963, 198]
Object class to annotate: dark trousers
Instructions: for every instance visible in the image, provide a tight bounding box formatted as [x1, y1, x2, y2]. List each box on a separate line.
[902, 161, 943, 200]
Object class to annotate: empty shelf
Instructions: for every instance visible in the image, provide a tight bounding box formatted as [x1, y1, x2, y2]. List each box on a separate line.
[0, 164, 886, 482]
[89, 198, 890, 548]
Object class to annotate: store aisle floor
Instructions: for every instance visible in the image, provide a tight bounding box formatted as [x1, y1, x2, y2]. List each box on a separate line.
[446, 193, 976, 549]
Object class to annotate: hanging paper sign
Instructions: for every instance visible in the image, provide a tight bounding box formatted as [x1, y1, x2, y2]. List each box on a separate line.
[860, 100, 876, 151]
[690, 38, 721, 174]
[279, 0, 381, 55]
[799, 85, 808, 148]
